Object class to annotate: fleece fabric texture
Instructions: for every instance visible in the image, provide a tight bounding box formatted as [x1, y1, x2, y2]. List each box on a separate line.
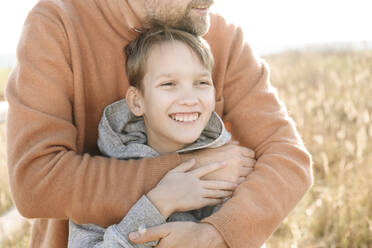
[5, 0, 313, 247]
[68, 99, 231, 247]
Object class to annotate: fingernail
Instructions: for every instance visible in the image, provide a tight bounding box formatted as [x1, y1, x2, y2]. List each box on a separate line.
[138, 225, 147, 234]
[129, 232, 140, 240]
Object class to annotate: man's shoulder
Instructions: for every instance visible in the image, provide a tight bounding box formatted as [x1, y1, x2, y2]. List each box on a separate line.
[206, 13, 243, 43]
[209, 13, 236, 33]
[28, 0, 85, 21]
[204, 13, 246, 52]
[31, 0, 72, 13]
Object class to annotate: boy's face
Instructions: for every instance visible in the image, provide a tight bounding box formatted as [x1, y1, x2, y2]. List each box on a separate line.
[135, 41, 215, 154]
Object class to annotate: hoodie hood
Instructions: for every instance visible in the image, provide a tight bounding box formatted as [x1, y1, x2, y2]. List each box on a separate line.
[97, 99, 231, 159]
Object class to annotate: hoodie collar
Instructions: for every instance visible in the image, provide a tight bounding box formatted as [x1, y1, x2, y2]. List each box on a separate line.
[97, 99, 231, 159]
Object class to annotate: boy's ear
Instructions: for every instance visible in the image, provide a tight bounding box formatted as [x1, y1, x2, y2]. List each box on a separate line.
[126, 86, 144, 116]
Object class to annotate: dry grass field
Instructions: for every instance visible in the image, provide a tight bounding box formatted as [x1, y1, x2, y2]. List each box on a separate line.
[264, 49, 372, 247]
[0, 68, 11, 101]
[0, 123, 12, 214]
[1, 48, 372, 247]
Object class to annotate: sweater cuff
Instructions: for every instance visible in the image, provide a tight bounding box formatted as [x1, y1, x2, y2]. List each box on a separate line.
[200, 213, 233, 248]
[115, 195, 166, 247]
[144, 153, 182, 194]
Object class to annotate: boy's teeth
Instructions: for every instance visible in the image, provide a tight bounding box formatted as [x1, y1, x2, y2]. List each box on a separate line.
[170, 113, 199, 122]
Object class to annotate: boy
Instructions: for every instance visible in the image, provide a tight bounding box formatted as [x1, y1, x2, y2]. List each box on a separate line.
[68, 26, 252, 247]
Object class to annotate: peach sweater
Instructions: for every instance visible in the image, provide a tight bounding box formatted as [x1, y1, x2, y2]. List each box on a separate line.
[5, 0, 313, 247]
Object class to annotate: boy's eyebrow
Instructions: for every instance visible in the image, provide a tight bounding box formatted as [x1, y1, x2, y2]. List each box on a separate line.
[154, 72, 212, 81]
[154, 73, 175, 80]
[196, 72, 212, 78]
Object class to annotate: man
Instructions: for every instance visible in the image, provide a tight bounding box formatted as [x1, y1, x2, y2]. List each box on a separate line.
[5, 0, 313, 247]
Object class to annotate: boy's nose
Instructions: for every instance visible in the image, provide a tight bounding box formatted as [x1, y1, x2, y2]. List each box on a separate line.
[178, 97, 198, 106]
[178, 89, 199, 106]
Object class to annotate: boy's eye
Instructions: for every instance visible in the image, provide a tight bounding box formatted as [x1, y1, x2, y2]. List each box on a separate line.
[197, 81, 211, 86]
[160, 82, 175, 86]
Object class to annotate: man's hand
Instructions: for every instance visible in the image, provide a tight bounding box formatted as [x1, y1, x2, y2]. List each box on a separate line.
[182, 141, 256, 184]
[129, 222, 228, 248]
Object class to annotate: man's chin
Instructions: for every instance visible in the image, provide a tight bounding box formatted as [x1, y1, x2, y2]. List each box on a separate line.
[189, 21, 210, 36]
[175, 16, 210, 36]
[194, 24, 210, 36]
[147, 15, 210, 36]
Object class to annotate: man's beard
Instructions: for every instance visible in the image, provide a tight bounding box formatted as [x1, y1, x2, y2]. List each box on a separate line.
[146, 0, 213, 36]
[173, 9, 210, 36]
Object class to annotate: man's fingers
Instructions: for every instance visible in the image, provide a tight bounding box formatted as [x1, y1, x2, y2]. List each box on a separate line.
[203, 189, 233, 198]
[226, 141, 255, 158]
[171, 159, 196, 173]
[129, 223, 171, 244]
[202, 180, 237, 190]
[189, 161, 227, 178]
[237, 176, 246, 184]
[239, 167, 254, 177]
[241, 156, 256, 168]
[201, 198, 224, 207]
[240, 147, 255, 158]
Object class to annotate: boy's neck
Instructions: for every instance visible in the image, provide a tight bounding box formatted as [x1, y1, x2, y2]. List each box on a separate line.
[147, 135, 186, 155]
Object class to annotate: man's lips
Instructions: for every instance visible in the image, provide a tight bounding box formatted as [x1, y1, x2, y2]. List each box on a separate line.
[191, 0, 214, 9]
[193, 5, 209, 9]
[191, 4, 211, 15]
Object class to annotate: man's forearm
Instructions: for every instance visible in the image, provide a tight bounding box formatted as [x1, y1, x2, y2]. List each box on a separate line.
[8, 146, 180, 227]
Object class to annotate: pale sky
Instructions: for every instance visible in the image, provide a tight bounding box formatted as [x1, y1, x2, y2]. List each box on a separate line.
[1, 0, 372, 55]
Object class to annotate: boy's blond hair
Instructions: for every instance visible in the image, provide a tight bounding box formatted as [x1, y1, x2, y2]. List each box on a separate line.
[125, 25, 214, 91]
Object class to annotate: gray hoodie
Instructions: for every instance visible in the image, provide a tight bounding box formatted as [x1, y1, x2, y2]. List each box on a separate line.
[68, 99, 231, 248]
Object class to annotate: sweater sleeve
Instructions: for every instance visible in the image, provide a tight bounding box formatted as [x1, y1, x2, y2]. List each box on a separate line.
[68, 195, 166, 248]
[5, 7, 180, 228]
[68, 196, 201, 248]
[200, 18, 313, 248]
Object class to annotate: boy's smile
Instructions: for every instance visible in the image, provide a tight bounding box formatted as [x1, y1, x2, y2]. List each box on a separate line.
[169, 112, 200, 123]
[130, 40, 215, 154]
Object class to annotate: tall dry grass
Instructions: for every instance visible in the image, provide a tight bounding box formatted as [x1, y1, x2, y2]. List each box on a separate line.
[0, 123, 12, 214]
[0, 69, 32, 247]
[0, 48, 372, 247]
[1, 124, 29, 248]
[265, 49, 372, 247]
[0, 68, 11, 101]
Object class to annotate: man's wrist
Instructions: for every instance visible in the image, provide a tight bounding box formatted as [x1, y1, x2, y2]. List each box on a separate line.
[199, 223, 228, 248]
